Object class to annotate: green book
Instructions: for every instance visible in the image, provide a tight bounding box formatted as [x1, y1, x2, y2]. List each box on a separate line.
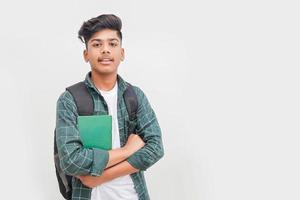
[78, 115, 112, 150]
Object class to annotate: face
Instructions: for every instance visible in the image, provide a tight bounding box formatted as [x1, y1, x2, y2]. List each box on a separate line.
[83, 29, 124, 76]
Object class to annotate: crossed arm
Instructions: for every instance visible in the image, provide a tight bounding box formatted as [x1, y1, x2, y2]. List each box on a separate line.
[76, 134, 144, 188]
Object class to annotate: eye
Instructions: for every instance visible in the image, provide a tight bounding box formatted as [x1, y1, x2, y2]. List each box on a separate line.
[110, 42, 117, 47]
[92, 43, 101, 47]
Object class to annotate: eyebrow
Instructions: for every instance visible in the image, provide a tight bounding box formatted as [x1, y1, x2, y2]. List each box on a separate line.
[90, 38, 120, 43]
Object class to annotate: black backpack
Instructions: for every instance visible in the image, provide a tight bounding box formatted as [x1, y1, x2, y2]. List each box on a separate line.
[54, 81, 138, 200]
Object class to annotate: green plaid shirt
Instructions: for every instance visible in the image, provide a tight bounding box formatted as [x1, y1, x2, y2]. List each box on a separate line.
[56, 72, 164, 200]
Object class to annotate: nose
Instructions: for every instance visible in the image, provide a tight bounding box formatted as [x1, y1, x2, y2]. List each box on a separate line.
[101, 43, 111, 54]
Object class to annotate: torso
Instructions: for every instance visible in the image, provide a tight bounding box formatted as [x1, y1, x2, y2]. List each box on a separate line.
[91, 81, 138, 200]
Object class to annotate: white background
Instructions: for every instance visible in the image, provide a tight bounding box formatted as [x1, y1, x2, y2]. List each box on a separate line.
[0, 0, 299, 199]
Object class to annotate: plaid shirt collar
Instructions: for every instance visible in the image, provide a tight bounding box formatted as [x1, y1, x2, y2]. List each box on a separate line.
[84, 71, 128, 95]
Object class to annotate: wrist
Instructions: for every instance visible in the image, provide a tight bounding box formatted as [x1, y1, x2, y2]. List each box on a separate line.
[96, 175, 104, 186]
[122, 146, 132, 158]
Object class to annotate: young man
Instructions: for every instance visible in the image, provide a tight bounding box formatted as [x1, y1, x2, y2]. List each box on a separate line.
[55, 14, 164, 200]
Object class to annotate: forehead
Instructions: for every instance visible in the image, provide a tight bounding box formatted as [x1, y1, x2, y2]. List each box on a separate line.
[89, 29, 120, 42]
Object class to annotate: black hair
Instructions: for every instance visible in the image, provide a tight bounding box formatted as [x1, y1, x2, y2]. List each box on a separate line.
[78, 14, 122, 47]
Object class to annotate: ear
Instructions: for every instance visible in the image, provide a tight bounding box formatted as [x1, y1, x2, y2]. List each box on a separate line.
[83, 49, 89, 62]
[120, 48, 125, 61]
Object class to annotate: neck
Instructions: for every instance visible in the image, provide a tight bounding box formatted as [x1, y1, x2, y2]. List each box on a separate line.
[91, 71, 117, 91]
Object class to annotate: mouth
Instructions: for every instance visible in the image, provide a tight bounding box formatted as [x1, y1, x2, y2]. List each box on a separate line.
[98, 57, 114, 65]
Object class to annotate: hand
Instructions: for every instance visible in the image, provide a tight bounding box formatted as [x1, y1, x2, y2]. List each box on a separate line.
[75, 175, 101, 188]
[124, 134, 145, 155]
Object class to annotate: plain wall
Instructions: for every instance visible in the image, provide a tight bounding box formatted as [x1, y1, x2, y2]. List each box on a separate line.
[0, 0, 299, 199]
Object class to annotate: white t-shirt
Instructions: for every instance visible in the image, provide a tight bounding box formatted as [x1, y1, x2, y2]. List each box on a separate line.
[91, 81, 138, 200]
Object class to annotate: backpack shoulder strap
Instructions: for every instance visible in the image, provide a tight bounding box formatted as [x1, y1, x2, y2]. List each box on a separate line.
[66, 81, 94, 116]
[123, 82, 138, 121]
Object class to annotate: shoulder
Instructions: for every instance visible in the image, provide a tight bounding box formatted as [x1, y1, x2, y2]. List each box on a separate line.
[127, 83, 147, 100]
[56, 89, 77, 113]
[57, 81, 86, 103]
[126, 84, 153, 109]
[57, 90, 75, 104]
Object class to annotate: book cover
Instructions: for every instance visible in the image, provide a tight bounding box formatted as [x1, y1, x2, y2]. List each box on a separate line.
[78, 115, 112, 150]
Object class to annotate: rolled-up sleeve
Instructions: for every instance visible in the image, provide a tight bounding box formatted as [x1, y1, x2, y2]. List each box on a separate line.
[127, 87, 164, 171]
[56, 91, 109, 176]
